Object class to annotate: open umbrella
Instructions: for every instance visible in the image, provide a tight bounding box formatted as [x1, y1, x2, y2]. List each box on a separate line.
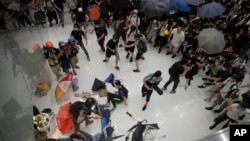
[56, 102, 74, 134]
[197, 2, 225, 18]
[92, 78, 106, 91]
[109, 0, 130, 11]
[177, 0, 192, 12]
[86, 4, 101, 21]
[55, 74, 73, 102]
[198, 28, 225, 54]
[185, 0, 204, 6]
[141, 0, 171, 18]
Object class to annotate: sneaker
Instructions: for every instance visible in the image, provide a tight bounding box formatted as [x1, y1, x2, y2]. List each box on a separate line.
[102, 48, 105, 52]
[49, 23, 52, 27]
[198, 85, 206, 88]
[204, 82, 215, 86]
[115, 66, 120, 70]
[133, 69, 140, 72]
[62, 23, 64, 28]
[119, 44, 123, 47]
[73, 70, 77, 75]
[170, 91, 176, 94]
[130, 57, 133, 62]
[213, 109, 221, 113]
[171, 54, 176, 58]
[205, 107, 213, 110]
[202, 78, 208, 81]
[209, 125, 216, 130]
[126, 53, 130, 59]
[161, 87, 167, 91]
[87, 57, 90, 61]
[103, 59, 108, 62]
[142, 105, 147, 111]
[75, 65, 80, 69]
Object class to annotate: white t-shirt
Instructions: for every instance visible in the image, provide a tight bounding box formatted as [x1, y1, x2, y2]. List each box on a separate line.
[170, 28, 185, 48]
[126, 29, 140, 42]
[129, 14, 140, 27]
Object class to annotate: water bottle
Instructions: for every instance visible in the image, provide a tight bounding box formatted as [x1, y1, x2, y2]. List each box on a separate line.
[158, 134, 166, 139]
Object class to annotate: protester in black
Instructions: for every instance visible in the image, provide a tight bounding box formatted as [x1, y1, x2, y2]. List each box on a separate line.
[69, 98, 96, 131]
[94, 20, 107, 52]
[162, 60, 190, 94]
[103, 35, 120, 70]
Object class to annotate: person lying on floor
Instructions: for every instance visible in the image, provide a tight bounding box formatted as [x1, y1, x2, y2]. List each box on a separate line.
[105, 80, 128, 111]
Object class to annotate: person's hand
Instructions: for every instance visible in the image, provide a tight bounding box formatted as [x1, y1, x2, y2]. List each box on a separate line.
[96, 39, 99, 42]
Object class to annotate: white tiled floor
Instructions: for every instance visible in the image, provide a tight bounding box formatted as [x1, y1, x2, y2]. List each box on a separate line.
[10, 18, 250, 141]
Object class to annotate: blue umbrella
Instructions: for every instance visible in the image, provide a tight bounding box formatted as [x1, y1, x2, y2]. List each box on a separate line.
[177, 0, 192, 12]
[168, 0, 179, 15]
[197, 2, 225, 18]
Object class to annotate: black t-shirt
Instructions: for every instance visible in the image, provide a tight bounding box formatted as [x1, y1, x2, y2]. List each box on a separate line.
[94, 25, 107, 37]
[106, 39, 118, 50]
[54, 0, 64, 11]
[169, 61, 184, 79]
[71, 29, 85, 42]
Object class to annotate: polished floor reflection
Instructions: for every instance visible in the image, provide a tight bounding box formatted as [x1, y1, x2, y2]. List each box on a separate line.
[12, 21, 249, 141]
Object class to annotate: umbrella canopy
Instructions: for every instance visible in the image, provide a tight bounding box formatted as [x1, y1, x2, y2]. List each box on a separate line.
[55, 74, 73, 102]
[198, 28, 225, 54]
[92, 78, 106, 91]
[177, 0, 192, 12]
[56, 102, 74, 134]
[186, 0, 204, 6]
[197, 2, 225, 18]
[109, 0, 130, 11]
[141, 0, 170, 18]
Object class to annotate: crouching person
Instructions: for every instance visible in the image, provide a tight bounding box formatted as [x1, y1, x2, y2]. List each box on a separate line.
[105, 80, 128, 111]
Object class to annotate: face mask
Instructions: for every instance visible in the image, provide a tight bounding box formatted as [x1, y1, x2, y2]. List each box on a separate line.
[112, 39, 117, 42]
[153, 20, 157, 23]
[95, 25, 99, 28]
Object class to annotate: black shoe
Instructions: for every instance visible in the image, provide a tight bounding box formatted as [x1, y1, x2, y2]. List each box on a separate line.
[209, 124, 216, 130]
[205, 107, 213, 110]
[166, 52, 171, 55]
[49, 23, 52, 27]
[103, 59, 107, 62]
[142, 105, 147, 111]
[158, 50, 161, 53]
[130, 57, 133, 62]
[142, 93, 146, 97]
[102, 48, 105, 52]
[115, 66, 120, 70]
[126, 53, 130, 59]
[171, 54, 176, 58]
[198, 85, 206, 88]
[119, 44, 123, 47]
[62, 23, 64, 28]
[213, 109, 221, 113]
[204, 82, 215, 86]
[133, 69, 140, 72]
[202, 78, 208, 81]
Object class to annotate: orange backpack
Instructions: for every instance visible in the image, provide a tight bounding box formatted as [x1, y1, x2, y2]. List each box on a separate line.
[87, 5, 101, 21]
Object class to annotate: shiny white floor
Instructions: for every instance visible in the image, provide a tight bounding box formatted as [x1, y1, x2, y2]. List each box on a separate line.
[13, 20, 249, 141]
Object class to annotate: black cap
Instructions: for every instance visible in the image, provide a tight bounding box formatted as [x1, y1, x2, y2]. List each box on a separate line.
[114, 80, 121, 86]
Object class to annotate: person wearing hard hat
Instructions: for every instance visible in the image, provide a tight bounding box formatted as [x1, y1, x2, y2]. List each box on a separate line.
[44, 41, 63, 80]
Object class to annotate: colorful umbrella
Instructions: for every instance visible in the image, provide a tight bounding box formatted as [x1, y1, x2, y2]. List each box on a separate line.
[197, 2, 225, 18]
[198, 28, 225, 54]
[56, 102, 74, 134]
[55, 74, 73, 102]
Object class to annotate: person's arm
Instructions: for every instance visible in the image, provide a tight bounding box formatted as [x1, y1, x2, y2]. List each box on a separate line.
[180, 66, 190, 77]
[105, 42, 115, 52]
[239, 83, 250, 88]
[123, 40, 138, 48]
[97, 33, 105, 42]
[143, 75, 151, 90]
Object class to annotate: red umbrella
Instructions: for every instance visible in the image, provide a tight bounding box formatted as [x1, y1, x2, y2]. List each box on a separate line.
[56, 102, 74, 134]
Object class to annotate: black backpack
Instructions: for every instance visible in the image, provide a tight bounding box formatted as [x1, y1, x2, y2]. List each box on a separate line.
[137, 39, 147, 53]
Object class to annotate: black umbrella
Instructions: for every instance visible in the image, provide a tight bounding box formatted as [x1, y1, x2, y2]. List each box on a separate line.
[91, 78, 106, 91]
[109, 0, 130, 11]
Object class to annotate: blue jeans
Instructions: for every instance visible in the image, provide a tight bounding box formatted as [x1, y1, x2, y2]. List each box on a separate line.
[79, 41, 89, 57]
[163, 76, 180, 92]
